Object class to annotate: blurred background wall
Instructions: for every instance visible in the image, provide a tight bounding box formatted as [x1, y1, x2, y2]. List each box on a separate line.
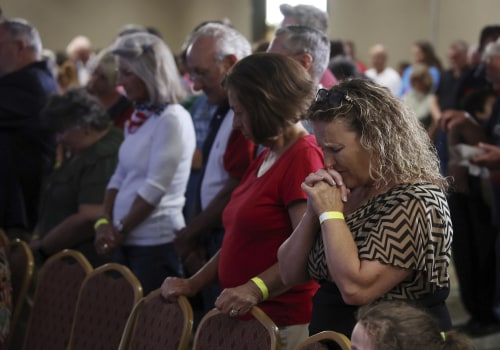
[2, 0, 499, 69]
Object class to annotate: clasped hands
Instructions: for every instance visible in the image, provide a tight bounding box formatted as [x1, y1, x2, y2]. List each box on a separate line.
[94, 223, 122, 255]
[301, 167, 349, 216]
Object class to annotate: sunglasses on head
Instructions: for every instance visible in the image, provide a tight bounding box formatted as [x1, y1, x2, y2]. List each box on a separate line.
[315, 88, 353, 106]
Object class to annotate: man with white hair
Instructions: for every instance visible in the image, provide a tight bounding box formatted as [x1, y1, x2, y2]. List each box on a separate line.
[279, 3, 337, 88]
[0, 17, 58, 234]
[268, 25, 330, 87]
[267, 25, 331, 133]
[280, 3, 328, 32]
[66, 35, 94, 85]
[172, 22, 256, 313]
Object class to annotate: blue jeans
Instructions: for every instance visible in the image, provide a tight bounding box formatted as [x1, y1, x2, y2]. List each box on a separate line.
[114, 242, 183, 295]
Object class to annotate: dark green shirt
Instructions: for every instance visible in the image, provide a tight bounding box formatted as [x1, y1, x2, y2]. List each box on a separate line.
[37, 127, 123, 265]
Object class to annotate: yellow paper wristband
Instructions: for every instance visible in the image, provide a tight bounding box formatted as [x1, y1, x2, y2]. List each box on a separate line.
[94, 218, 110, 230]
[319, 211, 344, 224]
[251, 276, 269, 301]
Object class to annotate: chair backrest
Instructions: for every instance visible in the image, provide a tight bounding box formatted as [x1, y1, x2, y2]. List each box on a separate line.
[192, 306, 280, 350]
[67, 263, 143, 350]
[22, 250, 93, 350]
[119, 290, 193, 350]
[9, 239, 34, 334]
[297, 330, 352, 350]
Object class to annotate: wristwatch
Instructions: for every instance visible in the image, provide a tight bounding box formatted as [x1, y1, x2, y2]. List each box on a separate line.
[115, 220, 124, 234]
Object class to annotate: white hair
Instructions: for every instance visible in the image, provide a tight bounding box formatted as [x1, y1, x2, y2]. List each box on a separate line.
[111, 32, 186, 105]
[188, 22, 251, 62]
[274, 25, 330, 82]
[0, 18, 42, 57]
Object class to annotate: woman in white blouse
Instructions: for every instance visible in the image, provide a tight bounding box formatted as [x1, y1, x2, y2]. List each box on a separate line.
[94, 31, 195, 294]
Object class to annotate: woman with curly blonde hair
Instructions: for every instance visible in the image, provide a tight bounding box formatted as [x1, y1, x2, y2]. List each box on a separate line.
[278, 78, 452, 336]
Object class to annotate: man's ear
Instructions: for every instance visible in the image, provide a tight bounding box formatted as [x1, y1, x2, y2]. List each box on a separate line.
[221, 54, 238, 69]
[295, 52, 314, 72]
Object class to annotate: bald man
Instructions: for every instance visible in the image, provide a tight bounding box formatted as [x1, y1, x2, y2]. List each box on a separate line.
[365, 44, 401, 96]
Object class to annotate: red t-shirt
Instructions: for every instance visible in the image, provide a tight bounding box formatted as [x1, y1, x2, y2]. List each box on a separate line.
[219, 135, 323, 327]
[224, 129, 257, 179]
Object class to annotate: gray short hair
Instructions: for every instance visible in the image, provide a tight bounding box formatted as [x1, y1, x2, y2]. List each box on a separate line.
[275, 25, 330, 82]
[188, 22, 251, 62]
[41, 88, 110, 131]
[449, 39, 469, 53]
[110, 32, 186, 105]
[279, 4, 329, 32]
[0, 18, 42, 57]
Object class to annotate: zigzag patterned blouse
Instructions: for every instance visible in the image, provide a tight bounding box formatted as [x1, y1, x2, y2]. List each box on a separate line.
[307, 183, 452, 300]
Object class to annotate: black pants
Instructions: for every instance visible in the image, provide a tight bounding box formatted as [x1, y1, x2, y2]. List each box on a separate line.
[449, 185, 498, 323]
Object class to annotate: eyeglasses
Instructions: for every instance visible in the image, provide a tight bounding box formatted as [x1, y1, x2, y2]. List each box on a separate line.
[189, 55, 228, 82]
[315, 88, 353, 106]
[189, 67, 211, 82]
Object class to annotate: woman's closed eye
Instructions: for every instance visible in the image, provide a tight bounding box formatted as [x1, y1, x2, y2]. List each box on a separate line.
[322, 146, 343, 154]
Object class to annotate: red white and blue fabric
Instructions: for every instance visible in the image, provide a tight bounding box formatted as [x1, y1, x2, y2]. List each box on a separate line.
[127, 102, 169, 134]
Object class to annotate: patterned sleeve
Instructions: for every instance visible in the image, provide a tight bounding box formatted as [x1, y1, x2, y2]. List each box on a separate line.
[358, 184, 451, 288]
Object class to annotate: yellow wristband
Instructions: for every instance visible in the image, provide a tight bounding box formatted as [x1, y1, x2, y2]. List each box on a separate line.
[94, 218, 110, 230]
[251, 276, 269, 301]
[319, 211, 344, 224]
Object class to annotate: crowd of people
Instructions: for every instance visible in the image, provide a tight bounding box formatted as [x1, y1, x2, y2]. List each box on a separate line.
[2, 2, 500, 348]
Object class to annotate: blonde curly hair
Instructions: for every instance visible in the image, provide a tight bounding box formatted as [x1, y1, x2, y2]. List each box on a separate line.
[309, 78, 448, 191]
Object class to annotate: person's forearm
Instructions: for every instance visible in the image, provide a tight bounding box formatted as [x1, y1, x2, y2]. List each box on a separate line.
[321, 219, 360, 282]
[278, 210, 317, 286]
[117, 195, 155, 234]
[189, 250, 221, 292]
[182, 177, 240, 239]
[252, 263, 289, 300]
[459, 119, 488, 145]
[40, 207, 101, 254]
[101, 188, 118, 219]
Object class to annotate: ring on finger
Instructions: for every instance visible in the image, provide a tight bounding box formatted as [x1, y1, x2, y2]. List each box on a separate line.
[229, 307, 239, 317]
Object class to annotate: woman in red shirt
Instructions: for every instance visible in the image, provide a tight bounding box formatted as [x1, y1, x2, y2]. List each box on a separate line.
[161, 53, 324, 350]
